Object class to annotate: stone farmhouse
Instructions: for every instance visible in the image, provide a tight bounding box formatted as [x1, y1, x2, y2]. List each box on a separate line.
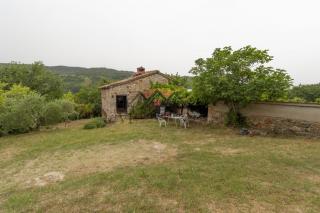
[100, 67, 170, 120]
[100, 67, 320, 137]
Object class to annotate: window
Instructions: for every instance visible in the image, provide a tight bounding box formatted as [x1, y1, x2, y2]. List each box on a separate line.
[116, 95, 127, 113]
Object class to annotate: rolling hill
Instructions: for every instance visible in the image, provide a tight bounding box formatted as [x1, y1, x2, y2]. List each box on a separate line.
[47, 66, 134, 92]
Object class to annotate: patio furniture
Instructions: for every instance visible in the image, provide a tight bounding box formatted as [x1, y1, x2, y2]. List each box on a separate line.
[179, 115, 189, 128]
[188, 111, 201, 119]
[156, 114, 167, 127]
[163, 115, 182, 126]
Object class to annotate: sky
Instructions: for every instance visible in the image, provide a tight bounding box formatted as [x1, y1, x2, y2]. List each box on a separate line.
[0, 0, 319, 84]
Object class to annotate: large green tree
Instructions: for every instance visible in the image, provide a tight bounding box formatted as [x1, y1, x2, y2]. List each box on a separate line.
[0, 62, 63, 100]
[190, 46, 292, 124]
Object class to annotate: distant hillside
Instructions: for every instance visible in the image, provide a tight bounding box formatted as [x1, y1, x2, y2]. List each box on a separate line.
[47, 66, 134, 92]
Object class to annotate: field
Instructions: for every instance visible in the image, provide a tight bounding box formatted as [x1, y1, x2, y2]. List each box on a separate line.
[0, 119, 320, 212]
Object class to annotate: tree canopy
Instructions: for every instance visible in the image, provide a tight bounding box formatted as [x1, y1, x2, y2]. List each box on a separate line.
[190, 46, 292, 111]
[289, 83, 320, 103]
[0, 62, 63, 100]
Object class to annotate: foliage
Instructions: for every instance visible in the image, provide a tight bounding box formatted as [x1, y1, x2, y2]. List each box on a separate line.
[42, 102, 63, 125]
[75, 86, 101, 118]
[190, 46, 292, 125]
[151, 81, 195, 107]
[316, 98, 320, 104]
[169, 73, 191, 88]
[289, 83, 320, 103]
[47, 65, 132, 92]
[288, 97, 306, 103]
[62, 91, 75, 102]
[83, 117, 106, 129]
[76, 103, 95, 119]
[0, 93, 45, 135]
[225, 110, 247, 127]
[0, 62, 64, 100]
[129, 101, 156, 119]
[83, 122, 97, 129]
[42, 100, 77, 126]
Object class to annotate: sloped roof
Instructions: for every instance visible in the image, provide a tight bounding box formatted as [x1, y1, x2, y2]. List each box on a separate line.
[100, 70, 170, 89]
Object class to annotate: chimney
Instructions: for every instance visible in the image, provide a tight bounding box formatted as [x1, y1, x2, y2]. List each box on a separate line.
[134, 66, 146, 76]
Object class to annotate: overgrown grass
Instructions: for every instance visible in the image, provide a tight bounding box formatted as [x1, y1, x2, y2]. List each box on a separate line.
[0, 119, 319, 212]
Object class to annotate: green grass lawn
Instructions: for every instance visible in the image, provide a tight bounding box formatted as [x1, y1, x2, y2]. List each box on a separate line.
[0, 119, 319, 212]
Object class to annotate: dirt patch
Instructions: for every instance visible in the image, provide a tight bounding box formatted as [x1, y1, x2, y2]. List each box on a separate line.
[214, 147, 245, 155]
[0, 146, 21, 162]
[303, 173, 320, 184]
[6, 140, 177, 188]
[27, 171, 65, 187]
[183, 137, 218, 145]
[207, 200, 275, 213]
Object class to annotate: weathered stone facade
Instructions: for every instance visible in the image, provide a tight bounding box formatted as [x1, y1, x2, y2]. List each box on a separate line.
[101, 70, 169, 120]
[208, 102, 320, 137]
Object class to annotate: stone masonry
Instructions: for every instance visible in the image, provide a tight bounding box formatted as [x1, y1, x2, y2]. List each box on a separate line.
[100, 68, 169, 121]
[208, 102, 320, 137]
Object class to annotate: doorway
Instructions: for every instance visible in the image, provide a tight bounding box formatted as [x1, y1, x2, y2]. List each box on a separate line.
[116, 95, 127, 113]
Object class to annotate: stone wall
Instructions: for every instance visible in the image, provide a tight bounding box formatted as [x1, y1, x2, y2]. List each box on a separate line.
[208, 102, 320, 137]
[101, 73, 169, 120]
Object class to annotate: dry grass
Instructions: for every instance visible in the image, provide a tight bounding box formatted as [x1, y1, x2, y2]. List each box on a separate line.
[1, 139, 176, 190]
[0, 119, 320, 212]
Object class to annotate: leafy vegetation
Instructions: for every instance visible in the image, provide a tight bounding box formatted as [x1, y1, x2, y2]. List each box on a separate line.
[75, 85, 101, 118]
[42, 100, 78, 126]
[0, 84, 45, 135]
[129, 101, 157, 119]
[83, 117, 106, 129]
[0, 62, 110, 135]
[288, 83, 320, 103]
[0, 62, 63, 100]
[47, 65, 133, 92]
[190, 46, 292, 126]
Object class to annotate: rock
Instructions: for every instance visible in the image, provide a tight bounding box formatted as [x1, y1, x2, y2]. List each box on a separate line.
[289, 126, 303, 133]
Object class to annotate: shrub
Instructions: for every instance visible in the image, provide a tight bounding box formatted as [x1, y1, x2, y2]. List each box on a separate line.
[289, 97, 306, 103]
[75, 86, 101, 118]
[129, 101, 156, 119]
[83, 123, 97, 129]
[225, 110, 247, 128]
[42, 101, 63, 125]
[76, 103, 95, 119]
[0, 93, 45, 134]
[93, 117, 106, 128]
[42, 100, 77, 126]
[83, 117, 106, 130]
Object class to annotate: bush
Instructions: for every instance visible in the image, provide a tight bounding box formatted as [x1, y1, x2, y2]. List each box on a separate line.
[42, 101, 63, 125]
[93, 117, 106, 128]
[83, 123, 97, 129]
[0, 94, 45, 134]
[75, 86, 101, 118]
[129, 101, 156, 119]
[83, 117, 106, 129]
[289, 97, 306, 103]
[42, 100, 77, 126]
[76, 103, 94, 119]
[225, 110, 247, 128]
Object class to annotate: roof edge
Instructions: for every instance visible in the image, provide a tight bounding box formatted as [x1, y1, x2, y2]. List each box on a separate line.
[100, 70, 170, 89]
